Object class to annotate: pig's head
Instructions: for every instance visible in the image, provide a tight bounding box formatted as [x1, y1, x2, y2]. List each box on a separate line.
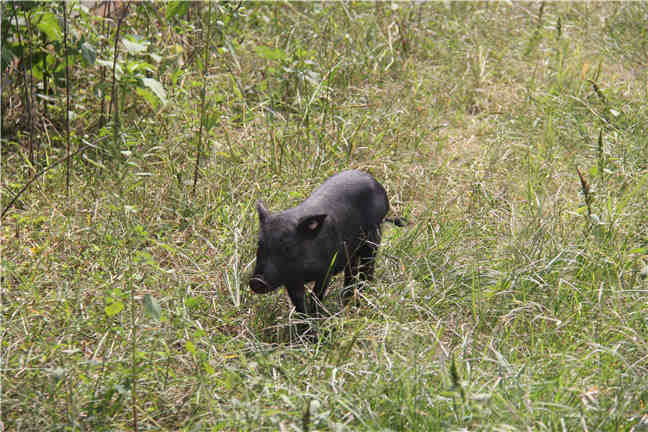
[249, 200, 328, 294]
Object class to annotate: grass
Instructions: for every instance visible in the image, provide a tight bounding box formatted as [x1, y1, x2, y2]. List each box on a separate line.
[2, 2, 647, 430]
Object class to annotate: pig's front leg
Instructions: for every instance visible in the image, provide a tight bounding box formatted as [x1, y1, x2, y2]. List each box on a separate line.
[286, 282, 317, 339]
[286, 283, 307, 315]
[311, 277, 332, 316]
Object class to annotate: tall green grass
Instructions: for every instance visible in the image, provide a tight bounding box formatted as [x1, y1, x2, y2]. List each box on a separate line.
[2, 2, 647, 430]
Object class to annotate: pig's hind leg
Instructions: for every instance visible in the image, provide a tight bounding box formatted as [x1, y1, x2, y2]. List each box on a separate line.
[342, 226, 381, 302]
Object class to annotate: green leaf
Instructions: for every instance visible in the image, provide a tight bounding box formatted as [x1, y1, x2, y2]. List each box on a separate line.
[148, 53, 162, 63]
[166, 1, 190, 19]
[47, 367, 67, 381]
[141, 77, 167, 105]
[254, 45, 288, 62]
[105, 300, 124, 317]
[36, 12, 62, 42]
[143, 294, 161, 321]
[186, 340, 196, 355]
[640, 265, 648, 280]
[185, 296, 203, 309]
[126, 61, 154, 75]
[81, 42, 97, 65]
[135, 88, 160, 109]
[36, 94, 57, 103]
[30, 60, 45, 81]
[122, 38, 148, 55]
[96, 59, 123, 79]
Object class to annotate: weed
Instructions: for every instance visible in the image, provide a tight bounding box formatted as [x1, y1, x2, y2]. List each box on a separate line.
[2, 2, 647, 430]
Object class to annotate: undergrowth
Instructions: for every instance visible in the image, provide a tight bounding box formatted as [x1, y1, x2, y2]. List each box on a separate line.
[2, 2, 647, 431]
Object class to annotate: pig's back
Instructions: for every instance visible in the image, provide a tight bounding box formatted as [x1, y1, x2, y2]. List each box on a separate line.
[302, 170, 389, 228]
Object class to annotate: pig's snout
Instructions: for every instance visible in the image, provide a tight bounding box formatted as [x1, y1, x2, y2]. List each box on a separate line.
[249, 276, 278, 294]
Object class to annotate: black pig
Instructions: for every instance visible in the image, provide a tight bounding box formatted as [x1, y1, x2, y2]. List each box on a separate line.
[249, 170, 405, 316]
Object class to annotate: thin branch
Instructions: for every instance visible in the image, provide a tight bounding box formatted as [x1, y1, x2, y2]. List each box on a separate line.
[111, 11, 122, 158]
[110, 2, 130, 162]
[192, 2, 211, 197]
[99, 1, 110, 129]
[64, 1, 71, 196]
[129, 273, 138, 432]
[11, 4, 35, 165]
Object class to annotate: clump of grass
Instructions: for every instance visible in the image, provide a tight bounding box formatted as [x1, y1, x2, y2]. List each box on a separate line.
[2, 2, 647, 430]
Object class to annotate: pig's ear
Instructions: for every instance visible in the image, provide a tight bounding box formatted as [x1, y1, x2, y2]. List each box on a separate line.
[256, 200, 269, 224]
[297, 214, 327, 236]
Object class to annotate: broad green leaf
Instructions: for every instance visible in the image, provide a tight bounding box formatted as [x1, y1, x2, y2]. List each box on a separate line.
[136, 88, 159, 109]
[81, 42, 96, 65]
[141, 78, 167, 105]
[36, 12, 62, 42]
[254, 45, 288, 62]
[186, 340, 196, 355]
[212, 92, 225, 104]
[126, 61, 154, 74]
[148, 53, 162, 63]
[134, 250, 154, 265]
[123, 38, 148, 55]
[166, 1, 190, 19]
[30, 61, 45, 81]
[36, 94, 57, 103]
[185, 296, 203, 309]
[143, 294, 161, 321]
[96, 59, 123, 79]
[105, 300, 124, 317]
[205, 114, 218, 130]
